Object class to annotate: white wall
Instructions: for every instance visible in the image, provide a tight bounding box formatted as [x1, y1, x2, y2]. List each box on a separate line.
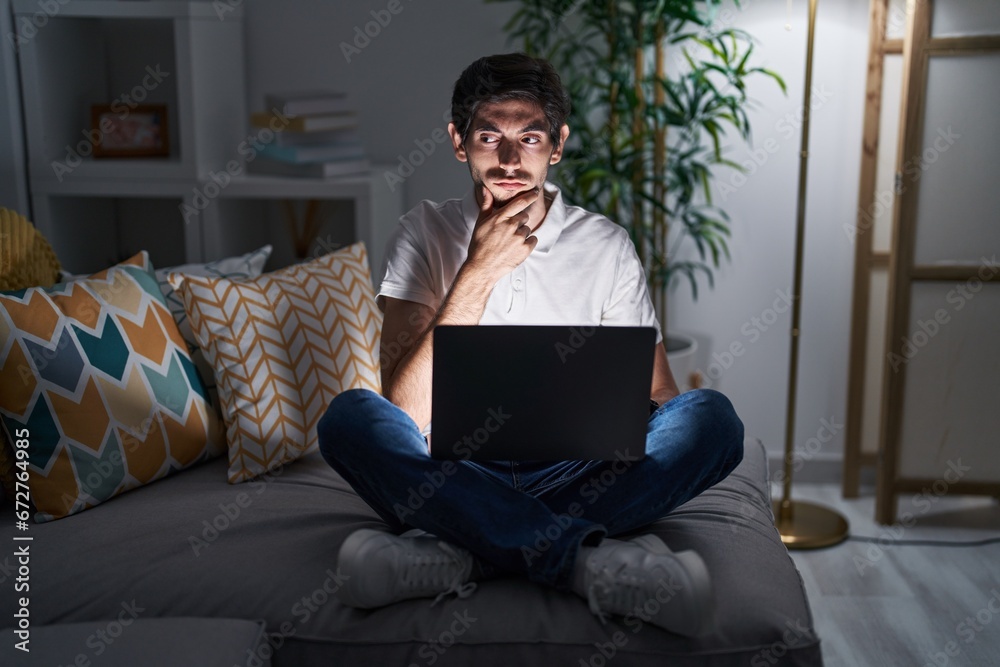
[669, 0, 871, 465]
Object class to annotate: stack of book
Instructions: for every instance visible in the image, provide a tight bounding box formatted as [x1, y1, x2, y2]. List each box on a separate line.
[248, 91, 368, 178]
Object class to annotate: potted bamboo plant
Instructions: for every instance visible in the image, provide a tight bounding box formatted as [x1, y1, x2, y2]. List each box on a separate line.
[488, 0, 784, 386]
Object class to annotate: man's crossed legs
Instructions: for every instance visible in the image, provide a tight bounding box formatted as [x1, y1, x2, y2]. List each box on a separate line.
[317, 388, 744, 636]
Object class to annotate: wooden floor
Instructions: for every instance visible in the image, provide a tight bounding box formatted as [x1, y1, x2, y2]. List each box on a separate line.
[783, 482, 1000, 667]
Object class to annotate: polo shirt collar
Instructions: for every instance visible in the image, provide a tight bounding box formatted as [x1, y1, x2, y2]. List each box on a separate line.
[461, 181, 567, 254]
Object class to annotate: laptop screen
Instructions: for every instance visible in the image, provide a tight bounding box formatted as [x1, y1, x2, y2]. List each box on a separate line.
[430, 325, 655, 461]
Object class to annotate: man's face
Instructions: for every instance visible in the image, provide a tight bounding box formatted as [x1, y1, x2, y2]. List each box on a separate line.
[448, 99, 569, 207]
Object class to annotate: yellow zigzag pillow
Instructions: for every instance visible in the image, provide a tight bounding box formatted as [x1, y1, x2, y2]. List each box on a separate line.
[170, 244, 382, 483]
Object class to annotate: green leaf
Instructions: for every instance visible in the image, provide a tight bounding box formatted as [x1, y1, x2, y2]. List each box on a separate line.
[758, 68, 788, 95]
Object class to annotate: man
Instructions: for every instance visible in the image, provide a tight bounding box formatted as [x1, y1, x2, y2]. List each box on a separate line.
[318, 53, 744, 637]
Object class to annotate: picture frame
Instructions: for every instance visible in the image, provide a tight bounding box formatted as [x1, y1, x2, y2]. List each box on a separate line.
[91, 104, 170, 158]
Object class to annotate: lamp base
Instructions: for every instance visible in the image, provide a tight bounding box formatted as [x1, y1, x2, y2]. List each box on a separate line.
[772, 499, 849, 549]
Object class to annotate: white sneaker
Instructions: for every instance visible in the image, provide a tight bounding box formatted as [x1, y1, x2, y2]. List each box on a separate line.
[336, 528, 477, 609]
[578, 534, 713, 637]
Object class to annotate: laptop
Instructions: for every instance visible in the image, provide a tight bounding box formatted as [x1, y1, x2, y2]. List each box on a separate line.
[430, 325, 656, 461]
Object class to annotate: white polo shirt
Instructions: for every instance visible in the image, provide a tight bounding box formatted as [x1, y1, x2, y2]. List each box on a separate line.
[376, 181, 662, 343]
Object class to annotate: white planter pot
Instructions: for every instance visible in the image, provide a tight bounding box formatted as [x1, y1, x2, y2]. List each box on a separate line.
[665, 332, 699, 393]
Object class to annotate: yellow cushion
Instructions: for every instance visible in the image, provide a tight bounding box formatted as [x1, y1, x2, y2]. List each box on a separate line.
[0, 208, 61, 292]
[170, 243, 382, 483]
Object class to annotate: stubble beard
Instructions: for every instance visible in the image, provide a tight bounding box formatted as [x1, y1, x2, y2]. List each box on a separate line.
[472, 167, 545, 209]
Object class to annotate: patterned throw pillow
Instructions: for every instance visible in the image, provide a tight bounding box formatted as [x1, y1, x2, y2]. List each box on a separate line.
[153, 246, 272, 354]
[0, 208, 63, 502]
[153, 246, 273, 404]
[170, 244, 382, 483]
[0, 252, 224, 521]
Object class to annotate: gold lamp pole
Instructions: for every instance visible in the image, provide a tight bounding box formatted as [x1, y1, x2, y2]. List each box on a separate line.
[773, 0, 849, 549]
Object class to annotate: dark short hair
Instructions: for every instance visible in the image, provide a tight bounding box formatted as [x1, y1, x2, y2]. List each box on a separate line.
[451, 53, 571, 149]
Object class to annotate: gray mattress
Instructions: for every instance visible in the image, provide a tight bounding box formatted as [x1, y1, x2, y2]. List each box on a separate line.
[0, 438, 822, 666]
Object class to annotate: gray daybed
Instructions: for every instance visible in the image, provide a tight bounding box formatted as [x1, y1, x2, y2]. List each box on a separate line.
[0, 438, 822, 666]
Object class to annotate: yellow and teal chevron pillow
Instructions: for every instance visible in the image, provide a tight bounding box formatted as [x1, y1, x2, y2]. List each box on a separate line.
[170, 244, 382, 483]
[0, 252, 224, 521]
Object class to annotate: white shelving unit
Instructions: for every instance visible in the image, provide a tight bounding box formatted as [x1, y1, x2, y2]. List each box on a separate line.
[13, 0, 401, 279]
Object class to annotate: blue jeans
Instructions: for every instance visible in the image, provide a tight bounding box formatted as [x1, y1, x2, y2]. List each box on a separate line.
[317, 388, 744, 591]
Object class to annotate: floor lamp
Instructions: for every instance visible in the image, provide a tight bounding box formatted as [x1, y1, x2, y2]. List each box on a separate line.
[772, 0, 850, 549]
